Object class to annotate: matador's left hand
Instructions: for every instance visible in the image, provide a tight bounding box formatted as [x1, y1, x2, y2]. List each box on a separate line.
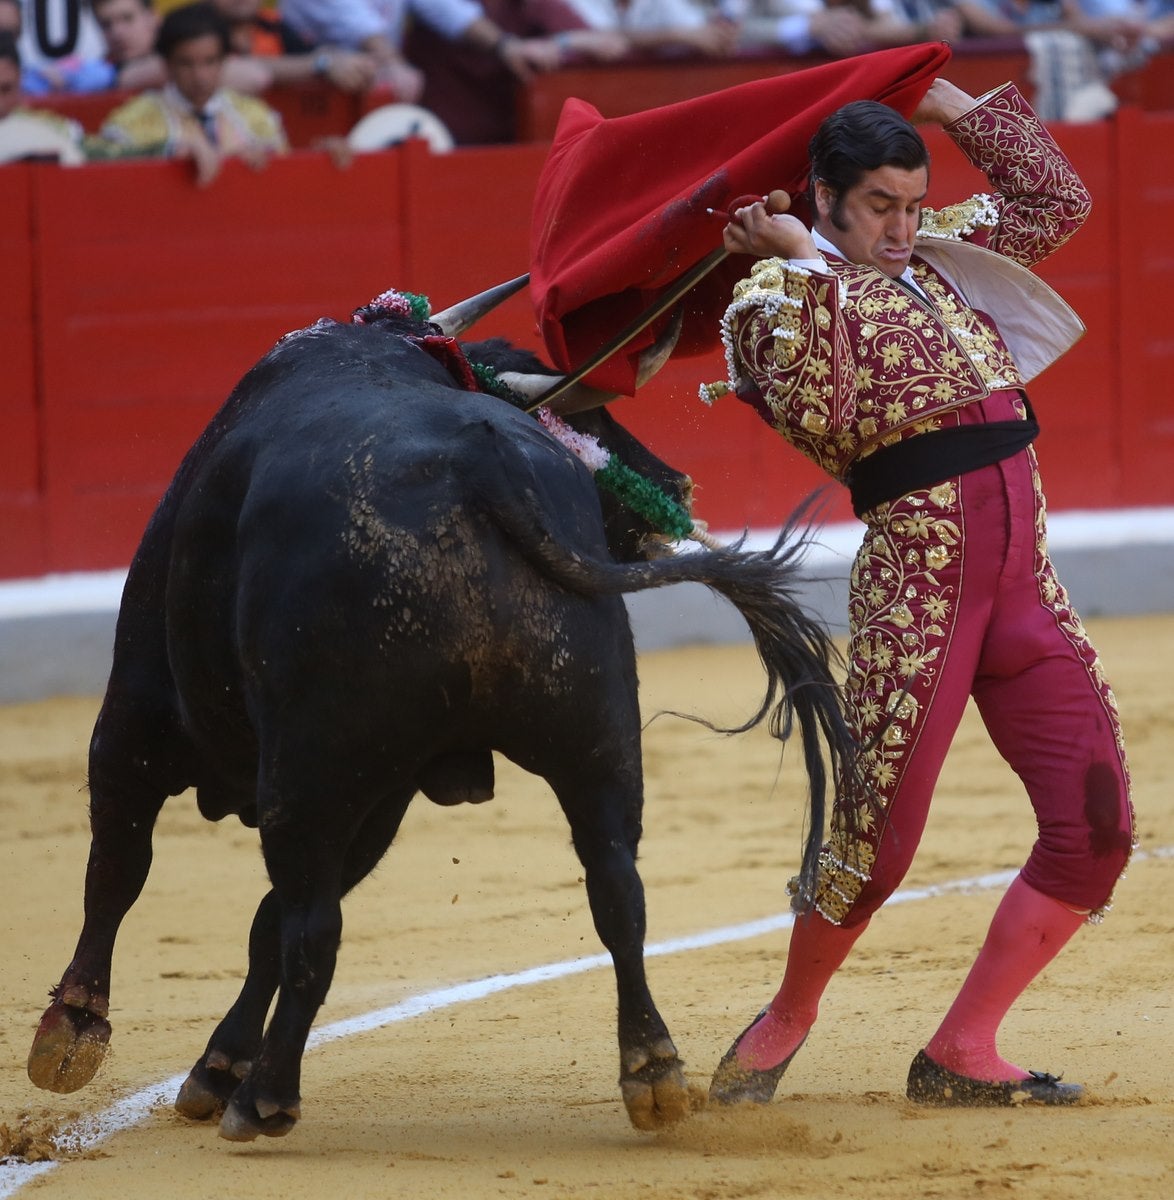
[912, 78, 979, 127]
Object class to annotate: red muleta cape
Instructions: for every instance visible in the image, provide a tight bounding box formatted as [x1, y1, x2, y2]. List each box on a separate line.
[530, 43, 952, 395]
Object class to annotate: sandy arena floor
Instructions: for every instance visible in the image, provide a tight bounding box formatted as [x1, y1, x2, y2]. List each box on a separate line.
[1, 615, 1171, 1199]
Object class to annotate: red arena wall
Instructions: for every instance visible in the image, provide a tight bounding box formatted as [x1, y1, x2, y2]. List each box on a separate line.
[1, 106, 1172, 580]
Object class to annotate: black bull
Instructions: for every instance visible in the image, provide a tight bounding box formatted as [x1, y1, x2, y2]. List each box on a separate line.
[27, 311, 858, 1141]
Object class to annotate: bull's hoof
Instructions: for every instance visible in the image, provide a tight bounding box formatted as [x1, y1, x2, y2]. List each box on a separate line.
[218, 1093, 301, 1142]
[175, 1051, 251, 1120]
[619, 1037, 692, 1131]
[27, 1000, 111, 1094]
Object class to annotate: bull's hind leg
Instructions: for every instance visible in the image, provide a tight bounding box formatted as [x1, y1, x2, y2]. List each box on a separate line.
[174, 888, 283, 1120]
[28, 701, 186, 1094]
[551, 767, 692, 1131]
[210, 788, 413, 1141]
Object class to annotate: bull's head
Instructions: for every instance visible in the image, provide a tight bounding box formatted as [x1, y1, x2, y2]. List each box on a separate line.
[431, 275, 684, 418]
[462, 336, 694, 564]
[368, 275, 698, 564]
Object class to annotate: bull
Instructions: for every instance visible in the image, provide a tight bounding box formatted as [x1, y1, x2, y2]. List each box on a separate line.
[27, 278, 858, 1142]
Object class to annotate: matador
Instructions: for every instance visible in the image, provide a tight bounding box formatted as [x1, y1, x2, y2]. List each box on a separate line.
[702, 76, 1135, 1107]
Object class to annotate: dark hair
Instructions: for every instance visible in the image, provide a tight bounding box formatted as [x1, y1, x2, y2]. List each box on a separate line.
[0, 29, 19, 70]
[807, 101, 930, 227]
[155, 2, 230, 60]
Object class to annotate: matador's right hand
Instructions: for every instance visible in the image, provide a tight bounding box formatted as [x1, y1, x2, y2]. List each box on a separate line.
[723, 192, 819, 261]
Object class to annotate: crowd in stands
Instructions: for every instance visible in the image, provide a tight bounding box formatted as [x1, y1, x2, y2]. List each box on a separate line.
[2, 0, 1173, 176]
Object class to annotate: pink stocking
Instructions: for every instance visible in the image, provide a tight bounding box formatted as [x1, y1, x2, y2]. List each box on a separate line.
[735, 910, 869, 1070]
[924, 874, 1087, 1081]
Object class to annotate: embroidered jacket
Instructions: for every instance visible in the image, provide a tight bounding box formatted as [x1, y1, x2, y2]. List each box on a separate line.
[703, 83, 1092, 482]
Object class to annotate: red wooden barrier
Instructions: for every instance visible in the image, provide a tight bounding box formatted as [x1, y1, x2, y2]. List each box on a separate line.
[29, 150, 405, 573]
[1114, 106, 1174, 509]
[1, 113, 1171, 581]
[0, 168, 46, 577]
[1013, 120, 1120, 512]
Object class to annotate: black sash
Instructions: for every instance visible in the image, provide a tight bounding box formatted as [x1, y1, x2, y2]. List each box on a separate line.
[846, 398, 1038, 518]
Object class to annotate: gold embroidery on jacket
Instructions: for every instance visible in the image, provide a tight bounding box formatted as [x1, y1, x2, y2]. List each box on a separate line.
[723, 262, 995, 479]
[946, 84, 1092, 267]
[911, 264, 1023, 391]
[919, 194, 1001, 240]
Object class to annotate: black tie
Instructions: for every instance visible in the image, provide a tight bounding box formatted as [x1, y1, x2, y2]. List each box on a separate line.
[892, 271, 937, 311]
[196, 109, 217, 146]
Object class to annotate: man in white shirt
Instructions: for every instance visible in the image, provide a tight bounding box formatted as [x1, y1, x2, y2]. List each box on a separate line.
[280, 0, 564, 102]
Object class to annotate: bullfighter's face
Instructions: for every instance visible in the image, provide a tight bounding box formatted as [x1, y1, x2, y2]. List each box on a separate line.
[814, 164, 928, 278]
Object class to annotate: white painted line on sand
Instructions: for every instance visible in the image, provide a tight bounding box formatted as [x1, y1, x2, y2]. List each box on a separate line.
[1, 846, 1167, 1195]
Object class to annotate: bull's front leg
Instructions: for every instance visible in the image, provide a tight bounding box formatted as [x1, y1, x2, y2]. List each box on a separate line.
[556, 774, 693, 1131]
[27, 749, 168, 1094]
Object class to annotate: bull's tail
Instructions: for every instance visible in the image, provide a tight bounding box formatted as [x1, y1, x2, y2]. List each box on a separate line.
[492, 489, 865, 904]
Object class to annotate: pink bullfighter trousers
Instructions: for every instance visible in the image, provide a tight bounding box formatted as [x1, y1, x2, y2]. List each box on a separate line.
[810, 389, 1135, 928]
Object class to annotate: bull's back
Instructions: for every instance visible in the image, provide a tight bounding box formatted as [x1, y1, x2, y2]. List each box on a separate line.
[166, 337, 624, 769]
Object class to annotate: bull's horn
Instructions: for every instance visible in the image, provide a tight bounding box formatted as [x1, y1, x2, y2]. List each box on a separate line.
[504, 309, 685, 415]
[430, 273, 530, 337]
[497, 373, 615, 414]
[634, 307, 683, 388]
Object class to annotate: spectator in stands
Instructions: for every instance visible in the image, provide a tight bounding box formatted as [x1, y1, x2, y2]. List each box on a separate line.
[81, 0, 381, 98]
[0, 27, 15, 114]
[949, 0, 1138, 119]
[1068, 0, 1162, 70]
[0, 0, 87, 92]
[0, 0, 158, 93]
[0, 2, 18, 45]
[954, 0, 1140, 45]
[891, 0, 967, 42]
[0, 27, 17, 115]
[405, 0, 628, 145]
[562, 0, 740, 56]
[1146, 0, 1174, 42]
[94, 2, 287, 185]
[90, 0, 165, 90]
[279, 0, 570, 105]
[0, 30, 87, 161]
[207, 0, 379, 93]
[735, 0, 949, 59]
